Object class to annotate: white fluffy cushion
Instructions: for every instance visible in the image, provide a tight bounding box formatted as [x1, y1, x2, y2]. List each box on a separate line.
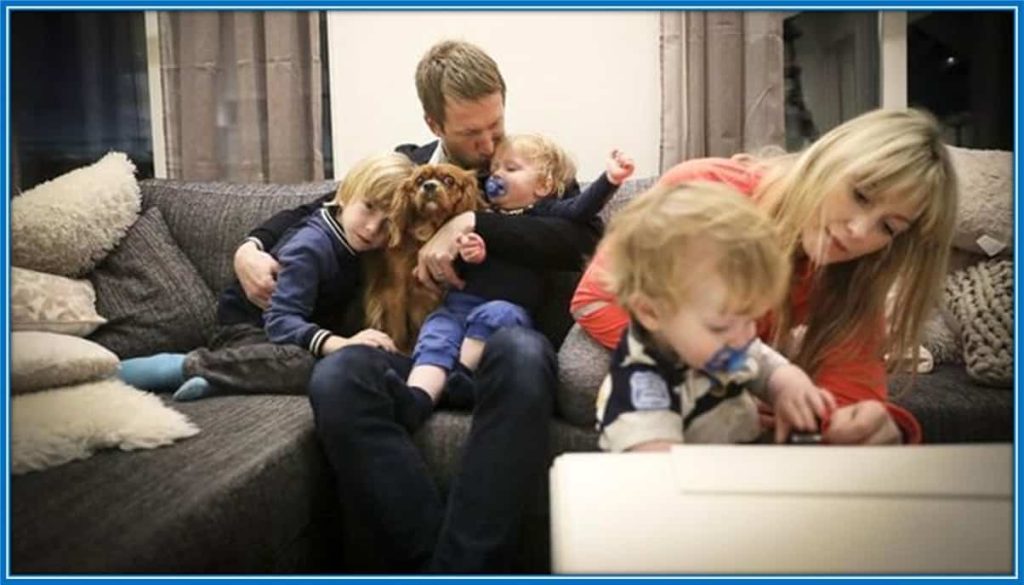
[11, 331, 119, 394]
[947, 145, 1012, 257]
[12, 151, 141, 277]
[11, 267, 107, 336]
[11, 379, 200, 475]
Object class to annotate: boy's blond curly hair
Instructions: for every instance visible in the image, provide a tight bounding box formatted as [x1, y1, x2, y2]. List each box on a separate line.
[496, 133, 577, 197]
[603, 182, 790, 319]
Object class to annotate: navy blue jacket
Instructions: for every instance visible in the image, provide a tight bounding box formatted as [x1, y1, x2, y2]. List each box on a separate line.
[220, 206, 360, 356]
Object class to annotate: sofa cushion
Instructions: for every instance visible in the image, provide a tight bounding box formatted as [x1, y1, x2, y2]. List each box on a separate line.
[11, 379, 199, 475]
[88, 206, 217, 359]
[12, 152, 141, 277]
[140, 180, 338, 294]
[11, 267, 107, 336]
[557, 324, 612, 428]
[11, 331, 119, 394]
[891, 364, 1014, 443]
[945, 258, 1013, 387]
[10, 394, 341, 573]
[946, 145, 1012, 257]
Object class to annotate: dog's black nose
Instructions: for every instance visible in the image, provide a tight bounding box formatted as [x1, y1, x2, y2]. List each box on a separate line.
[423, 181, 437, 193]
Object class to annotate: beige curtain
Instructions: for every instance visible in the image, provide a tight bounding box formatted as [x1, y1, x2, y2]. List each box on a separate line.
[660, 11, 785, 172]
[159, 11, 323, 182]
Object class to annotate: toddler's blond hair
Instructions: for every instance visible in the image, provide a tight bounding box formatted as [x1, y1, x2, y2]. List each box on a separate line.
[603, 182, 790, 319]
[496, 134, 577, 197]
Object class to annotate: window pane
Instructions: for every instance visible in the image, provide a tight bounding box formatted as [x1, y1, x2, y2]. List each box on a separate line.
[908, 10, 1013, 149]
[784, 12, 880, 150]
[11, 11, 153, 192]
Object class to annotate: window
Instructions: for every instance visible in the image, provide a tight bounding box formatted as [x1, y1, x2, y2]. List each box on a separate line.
[783, 10, 1012, 150]
[11, 11, 153, 193]
[11, 10, 335, 191]
[908, 10, 1013, 149]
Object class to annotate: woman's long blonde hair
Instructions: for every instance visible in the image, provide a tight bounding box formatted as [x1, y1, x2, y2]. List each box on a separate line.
[755, 108, 958, 378]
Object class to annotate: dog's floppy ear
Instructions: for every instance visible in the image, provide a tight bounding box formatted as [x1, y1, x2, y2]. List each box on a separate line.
[388, 177, 415, 247]
[454, 167, 484, 213]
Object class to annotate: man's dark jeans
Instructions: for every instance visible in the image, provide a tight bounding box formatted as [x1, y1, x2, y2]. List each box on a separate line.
[308, 327, 555, 573]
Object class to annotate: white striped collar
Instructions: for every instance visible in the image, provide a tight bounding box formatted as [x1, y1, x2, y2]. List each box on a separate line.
[320, 205, 356, 256]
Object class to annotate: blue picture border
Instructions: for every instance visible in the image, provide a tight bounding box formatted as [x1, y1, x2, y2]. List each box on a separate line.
[0, 2, 1019, 583]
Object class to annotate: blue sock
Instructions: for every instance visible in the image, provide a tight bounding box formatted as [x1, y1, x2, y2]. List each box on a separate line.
[172, 377, 217, 402]
[118, 353, 186, 392]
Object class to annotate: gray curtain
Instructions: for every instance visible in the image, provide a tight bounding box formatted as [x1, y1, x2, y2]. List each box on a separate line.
[159, 11, 323, 182]
[660, 11, 785, 172]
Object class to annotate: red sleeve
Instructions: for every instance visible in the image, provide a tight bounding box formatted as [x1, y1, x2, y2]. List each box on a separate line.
[814, 327, 923, 444]
[571, 158, 760, 350]
[570, 246, 629, 350]
[656, 157, 761, 195]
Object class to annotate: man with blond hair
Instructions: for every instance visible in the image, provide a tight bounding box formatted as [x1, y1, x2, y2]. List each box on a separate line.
[231, 39, 601, 573]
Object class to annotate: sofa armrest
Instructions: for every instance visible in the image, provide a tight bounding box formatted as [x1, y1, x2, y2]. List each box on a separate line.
[557, 324, 612, 428]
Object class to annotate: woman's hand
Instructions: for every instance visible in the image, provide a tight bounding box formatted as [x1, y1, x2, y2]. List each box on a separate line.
[234, 241, 279, 309]
[414, 211, 476, 292]
[823, 400, 902, 444]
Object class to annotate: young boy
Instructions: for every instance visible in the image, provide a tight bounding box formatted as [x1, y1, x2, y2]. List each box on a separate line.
[596, 182, 835, 449]
[405, 134, 635, 407]
[117, 153, 413, 401]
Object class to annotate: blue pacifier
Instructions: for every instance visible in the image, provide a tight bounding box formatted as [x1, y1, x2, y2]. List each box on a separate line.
[484, 175, 506, 201]
[702, 341, 752, 375]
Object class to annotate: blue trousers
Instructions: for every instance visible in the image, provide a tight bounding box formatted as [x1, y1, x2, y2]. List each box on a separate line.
[307, 327, 555, 573]
[413, 291, 532, 371]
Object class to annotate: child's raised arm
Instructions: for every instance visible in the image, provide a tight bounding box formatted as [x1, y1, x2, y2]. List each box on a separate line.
[606, 149, 636, 186]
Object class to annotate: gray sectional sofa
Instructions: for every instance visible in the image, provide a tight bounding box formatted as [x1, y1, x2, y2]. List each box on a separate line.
[10, 174, 1013, 574]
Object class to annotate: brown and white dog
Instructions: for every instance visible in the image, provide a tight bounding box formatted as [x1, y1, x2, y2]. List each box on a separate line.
[363, 163, 482, 353]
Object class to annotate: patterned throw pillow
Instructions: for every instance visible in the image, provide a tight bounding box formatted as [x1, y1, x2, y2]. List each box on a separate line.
[946, 258, 1013, 388]
[88, 206, 217, 359]
[11, 267, 107, 336]
[11, 331, 119, 394]
[12, 152, 141, 277]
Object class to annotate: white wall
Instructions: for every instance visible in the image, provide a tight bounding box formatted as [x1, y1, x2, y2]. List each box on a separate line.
[327, 11, 661, 180]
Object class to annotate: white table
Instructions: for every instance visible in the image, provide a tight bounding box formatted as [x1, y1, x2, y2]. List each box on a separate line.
[550, 444, 1014, 574]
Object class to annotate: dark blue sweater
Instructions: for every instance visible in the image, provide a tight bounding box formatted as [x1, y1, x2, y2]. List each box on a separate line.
[459, 173, 618, 312]
[218, 206, 360, 356]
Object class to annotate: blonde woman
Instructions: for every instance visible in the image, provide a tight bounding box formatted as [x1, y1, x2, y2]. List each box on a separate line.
[571, 108, 958, 445]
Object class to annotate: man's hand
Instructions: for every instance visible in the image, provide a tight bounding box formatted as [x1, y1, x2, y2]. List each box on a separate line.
[457, 232, 487, 264]
[768, 364, 836, 443]
[823, 400, 902, 444]
[606, 149, 636, 186]
[321, 329, 397, 355]
[234, 241, 279, 309]
[414, 211, 476, 292]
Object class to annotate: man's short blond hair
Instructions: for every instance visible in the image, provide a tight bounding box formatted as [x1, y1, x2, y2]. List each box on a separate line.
[415, 40, 506, 129]
[333, 153, 414, 209]
[603, 182, 790, 317]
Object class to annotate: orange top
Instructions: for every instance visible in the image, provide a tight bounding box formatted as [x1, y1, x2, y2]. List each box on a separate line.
[571, 157, 922, 443]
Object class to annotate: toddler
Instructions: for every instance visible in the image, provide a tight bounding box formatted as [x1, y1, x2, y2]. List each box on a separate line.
[596, 182, 835, 449]
[407, 134, 635, 406]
